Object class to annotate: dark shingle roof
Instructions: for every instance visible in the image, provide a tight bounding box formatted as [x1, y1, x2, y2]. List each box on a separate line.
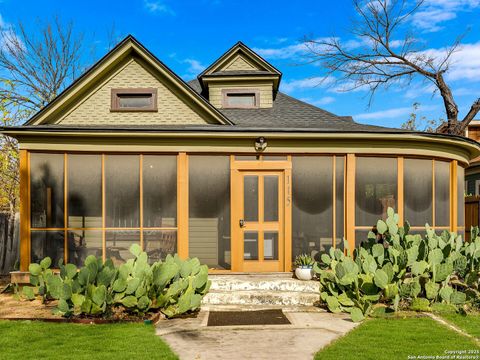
[187, 79, 396, 131]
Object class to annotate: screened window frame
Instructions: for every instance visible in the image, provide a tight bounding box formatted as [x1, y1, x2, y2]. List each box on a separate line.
[222, 89, 260, 109]
[27, 152, 178, 266]
[354, 156, 456, 234]
[111, 88, 158, 112]
[291, 155, 346, 253]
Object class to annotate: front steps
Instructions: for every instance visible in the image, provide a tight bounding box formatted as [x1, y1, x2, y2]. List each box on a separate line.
[202, 274, 320, 307]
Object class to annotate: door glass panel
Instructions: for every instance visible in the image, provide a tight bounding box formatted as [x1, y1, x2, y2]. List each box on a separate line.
[244, 231, 258, 260]
[264, 176, 279, 222]
[244, 176, 258, 222]
[264, 231, 278, 260]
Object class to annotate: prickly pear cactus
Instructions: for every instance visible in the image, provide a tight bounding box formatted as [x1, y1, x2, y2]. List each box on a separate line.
[315, 207, 480, 322]
[20, 244, 211, 318]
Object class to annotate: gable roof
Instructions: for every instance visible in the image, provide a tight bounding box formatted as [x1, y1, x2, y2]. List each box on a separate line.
[197, 41, 282, 92]
[25, 35, 233, 126]
[188, 79, 392, 131]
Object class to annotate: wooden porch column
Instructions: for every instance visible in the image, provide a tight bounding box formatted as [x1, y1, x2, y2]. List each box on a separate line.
[451, 160, 458, 232]
[177, 153, 189, 259]
[345, 154, 356, 253]
[19, 150, 30, 271]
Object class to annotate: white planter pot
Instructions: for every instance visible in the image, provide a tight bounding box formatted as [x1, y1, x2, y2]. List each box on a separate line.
[295, 267, 313, 281]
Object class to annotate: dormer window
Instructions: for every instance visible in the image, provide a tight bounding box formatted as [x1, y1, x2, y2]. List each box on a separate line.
[111, 88, 157, 112]
[222, 89, 259, 109]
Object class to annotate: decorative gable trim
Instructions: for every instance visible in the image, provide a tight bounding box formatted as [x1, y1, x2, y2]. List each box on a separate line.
[26, 35, 232, 126]
[199, 41, 282, 77]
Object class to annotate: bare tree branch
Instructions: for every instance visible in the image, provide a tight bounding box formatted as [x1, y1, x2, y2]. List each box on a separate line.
[304, 0, 480, 135]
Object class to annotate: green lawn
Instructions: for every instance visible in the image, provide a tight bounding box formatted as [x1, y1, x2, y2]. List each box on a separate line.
[315, 316, 480, 360]
[0, 320, 178, 360]
[439, 313, 480, 339]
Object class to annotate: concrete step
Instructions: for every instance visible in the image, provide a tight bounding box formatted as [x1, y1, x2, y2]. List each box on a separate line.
[202, 289, 320, 306]
[209, 275, 319, 293]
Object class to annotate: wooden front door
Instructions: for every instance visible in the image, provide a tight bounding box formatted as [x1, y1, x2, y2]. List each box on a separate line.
[232, 168, 289, 272]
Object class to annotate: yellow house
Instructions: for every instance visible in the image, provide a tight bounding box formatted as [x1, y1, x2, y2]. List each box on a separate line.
[2, 35, 479, 275]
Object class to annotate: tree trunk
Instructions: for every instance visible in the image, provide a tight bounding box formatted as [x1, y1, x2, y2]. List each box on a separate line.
[435, 73, 460, 134]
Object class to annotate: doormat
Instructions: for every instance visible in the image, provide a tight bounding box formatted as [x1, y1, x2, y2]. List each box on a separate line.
[207, 309, 291, 326]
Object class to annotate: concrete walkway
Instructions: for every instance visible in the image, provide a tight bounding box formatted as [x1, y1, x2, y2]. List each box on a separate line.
[156, 308, 358, 360]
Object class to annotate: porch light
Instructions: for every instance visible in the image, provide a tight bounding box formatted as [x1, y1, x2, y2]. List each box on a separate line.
[255, 137, 267, 152]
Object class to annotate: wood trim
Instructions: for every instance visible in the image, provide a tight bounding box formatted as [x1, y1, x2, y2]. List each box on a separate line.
[432, 160, 436, 227]
[451, 160, 458, 232]
[16, 136, 476, 165]
[397, 157, 404, 226]
[221, 88, 260, 109]
[63, 153, 68, 263]
[139, 155, 144, 250]
[102, 154, 106, 262]
[332, 156, 337, 248]
[19, 150, 30, 271]
[110, 88, 158, 112]
[230, 156, 241, 271]
[177, 153, 188, 259]
[258, 175, 264, 262]
[346, 154, 356, 253]
[284, 156, 292, 271]
[231, 160, 291, 170]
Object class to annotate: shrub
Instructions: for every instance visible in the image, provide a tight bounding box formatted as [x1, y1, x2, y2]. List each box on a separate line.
[21, 244, 211, 318]
[315, 208, 480, 322]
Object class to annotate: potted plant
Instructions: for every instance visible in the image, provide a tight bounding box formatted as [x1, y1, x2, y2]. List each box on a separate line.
[294, 253, 315, 280]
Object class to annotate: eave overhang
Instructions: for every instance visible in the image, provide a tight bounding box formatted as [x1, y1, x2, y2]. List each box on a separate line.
[2, 126, 479, 164]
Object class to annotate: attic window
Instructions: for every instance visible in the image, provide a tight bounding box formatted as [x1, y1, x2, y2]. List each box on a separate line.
[222, 89, 259, 109]
[111, 88, 157, 112]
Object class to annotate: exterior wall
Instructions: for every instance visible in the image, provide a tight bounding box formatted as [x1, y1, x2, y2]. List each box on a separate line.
[223, 55, 259, 71]
[208, 81, 273, 108]
[58, 59, 208, 126]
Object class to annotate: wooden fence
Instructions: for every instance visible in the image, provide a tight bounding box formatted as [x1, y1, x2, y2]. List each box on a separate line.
[465, 196, 480, 241]
[0, 212, 19, 275]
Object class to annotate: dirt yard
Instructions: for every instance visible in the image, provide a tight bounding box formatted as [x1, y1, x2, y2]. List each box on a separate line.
[0, 293, 61, 320]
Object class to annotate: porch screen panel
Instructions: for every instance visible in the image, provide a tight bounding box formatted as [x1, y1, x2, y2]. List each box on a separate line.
[106, 230, 140, 265]
[143, 155, 177, 228]
[335, 156, 345, 250]
[292, 156, 333, 260]
[404, 159, 433, 226]
[356, 157, 397, 227]
[105, 155, 140, 228]
[67, 154, 102, 228]
[31, 230, 64, 266]
[30, 153, 64, 228]
[458, 165, 465, 229]
[435, 161, 450, 227]
[68, 230, 102, 266]
[144, 230, 177, 264]
[188, 156, 231, 270]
